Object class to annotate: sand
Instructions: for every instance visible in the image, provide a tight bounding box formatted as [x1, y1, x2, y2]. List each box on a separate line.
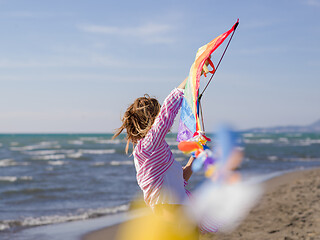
[82, 168, 320, 240]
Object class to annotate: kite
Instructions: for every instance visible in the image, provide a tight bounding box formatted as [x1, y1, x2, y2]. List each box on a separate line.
[177, 19, 239, 143]
[175, 21, 263, 233]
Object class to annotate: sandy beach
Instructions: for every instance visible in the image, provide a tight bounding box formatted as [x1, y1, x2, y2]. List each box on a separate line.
[82, 168, 320, 240]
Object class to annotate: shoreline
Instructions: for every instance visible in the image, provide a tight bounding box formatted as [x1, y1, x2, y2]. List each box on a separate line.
[1, 211, 129, 240]
[82, 167, 320, 240]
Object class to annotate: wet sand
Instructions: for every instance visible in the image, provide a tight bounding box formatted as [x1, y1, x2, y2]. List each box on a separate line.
[82, 168, 320, 240]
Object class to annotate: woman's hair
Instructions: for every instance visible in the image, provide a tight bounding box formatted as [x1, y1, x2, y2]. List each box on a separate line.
[112, 94, 161, 153]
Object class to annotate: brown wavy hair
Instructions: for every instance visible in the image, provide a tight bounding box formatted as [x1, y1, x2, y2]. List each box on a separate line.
[112, 94, 161, 153]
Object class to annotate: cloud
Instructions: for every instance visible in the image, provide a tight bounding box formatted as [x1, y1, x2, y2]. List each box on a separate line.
[78, 22, 176, 44]
[302, 0, 320, 6]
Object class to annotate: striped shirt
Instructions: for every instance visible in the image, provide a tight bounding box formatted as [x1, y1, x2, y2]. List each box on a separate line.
[133, 88, 184, 207]
[132, 88, 220, 233]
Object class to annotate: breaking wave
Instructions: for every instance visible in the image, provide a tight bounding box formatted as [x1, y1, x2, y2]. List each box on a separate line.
[0, 159, 29, 167]
[110, 160, 133, 166]
[0, 176, 33, 182]
[0, 204, 129, 232]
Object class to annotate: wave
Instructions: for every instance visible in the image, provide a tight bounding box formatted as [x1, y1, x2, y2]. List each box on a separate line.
[243, 139, 275, 144]
[166, 140, 179, 146]
[0, 176, 33, 182]
[243, 137, 320, 146]
[0, 204, 129, 232]
[79, 137, 100, 141]
[0, 159, 14, 167]
[171, 149, 184, 155]
[94, 139, 122, 144]
[268, 156, 278, 161]
[68, 140, 84, 145]
[242, 133, 254, 137]
[283, 157, 320, 162]
[78, 137, 125, 144]
[26, 150, 83, 159]
[91, 162, 106, 166]
[67, 152, 83, 159]
[2, 187, 68, 197]
[79, 149, 116, 155]
[11, 141, 61, 151]
[295, 139, 320, 146]
[29, 150, 111, 160]
[32, 154, 66, 160]
[25, 149, 75, 156]
[0, 159, 29, 167]
[110, 160, 133, 166]
[48, 160, 67, 166]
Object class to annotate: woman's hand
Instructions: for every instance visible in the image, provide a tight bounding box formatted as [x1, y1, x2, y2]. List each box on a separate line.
[183, 156, 195, 181]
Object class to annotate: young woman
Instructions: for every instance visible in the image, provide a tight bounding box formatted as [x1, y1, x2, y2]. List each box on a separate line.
[113, 77, 195, 211]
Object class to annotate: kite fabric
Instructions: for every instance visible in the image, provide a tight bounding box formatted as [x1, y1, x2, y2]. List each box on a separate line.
[177, 20, 239, 142]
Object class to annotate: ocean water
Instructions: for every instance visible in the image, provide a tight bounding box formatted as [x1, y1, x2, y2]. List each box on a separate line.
[0, 132, 320, 237]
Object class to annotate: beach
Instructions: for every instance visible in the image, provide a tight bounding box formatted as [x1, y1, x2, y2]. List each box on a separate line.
[83, 168, 320, 240]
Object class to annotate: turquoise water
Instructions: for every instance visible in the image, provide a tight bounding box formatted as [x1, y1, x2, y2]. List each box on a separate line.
[0, 132, 319, 236]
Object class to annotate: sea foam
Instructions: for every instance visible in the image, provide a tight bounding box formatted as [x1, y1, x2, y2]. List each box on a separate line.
[110, 160, 133, 166]
[0, 176, 32, 182]
[79, 149, 116, 155]
[32, 154, 66, 160]
[0, 204, 129, 231]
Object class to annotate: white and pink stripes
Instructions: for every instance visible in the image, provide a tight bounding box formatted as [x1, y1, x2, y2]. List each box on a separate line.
[133, 88, 184, 207]
[132, 88, 221, 233]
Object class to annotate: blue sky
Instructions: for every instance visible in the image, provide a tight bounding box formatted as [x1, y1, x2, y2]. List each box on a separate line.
[0, 0, 319, 133]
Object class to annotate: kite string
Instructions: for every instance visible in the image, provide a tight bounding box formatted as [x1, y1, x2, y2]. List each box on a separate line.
[199, 100, 205, 132]
[197, 22, 239, 132]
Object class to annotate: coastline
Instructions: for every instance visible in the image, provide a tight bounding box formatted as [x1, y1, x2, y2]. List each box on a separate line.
[2, 211, 130, 240]
[82, 167, 320, 240]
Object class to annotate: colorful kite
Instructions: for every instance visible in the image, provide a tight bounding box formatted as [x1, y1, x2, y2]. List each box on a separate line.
[177, 20, 239, 142]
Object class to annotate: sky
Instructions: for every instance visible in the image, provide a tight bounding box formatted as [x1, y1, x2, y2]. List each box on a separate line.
[0, 0, 319, 133]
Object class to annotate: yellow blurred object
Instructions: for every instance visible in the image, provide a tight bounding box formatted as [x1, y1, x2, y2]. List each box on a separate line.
[116, 205, 198, 240]
[205, 165, 216, 178]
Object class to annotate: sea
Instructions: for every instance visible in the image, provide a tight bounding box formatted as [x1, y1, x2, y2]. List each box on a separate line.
[1, 132, 320, 239]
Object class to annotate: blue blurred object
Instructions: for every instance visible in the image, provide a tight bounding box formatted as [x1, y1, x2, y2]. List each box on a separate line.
[214, 124, 239, 165]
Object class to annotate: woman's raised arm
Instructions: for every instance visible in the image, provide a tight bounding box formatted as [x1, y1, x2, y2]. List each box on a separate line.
[177, 76, 188, 90]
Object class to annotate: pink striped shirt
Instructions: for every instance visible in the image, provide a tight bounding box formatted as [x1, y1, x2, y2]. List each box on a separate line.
[133, 88, 184, 207]
[132, 88, 220, 233]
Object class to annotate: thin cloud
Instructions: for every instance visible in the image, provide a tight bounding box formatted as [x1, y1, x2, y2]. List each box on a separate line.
[78, 22, 176, 44]
[303, 0, 320, 6]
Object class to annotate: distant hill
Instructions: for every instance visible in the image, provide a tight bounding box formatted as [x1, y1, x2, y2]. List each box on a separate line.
[246, 119, 320, 133]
